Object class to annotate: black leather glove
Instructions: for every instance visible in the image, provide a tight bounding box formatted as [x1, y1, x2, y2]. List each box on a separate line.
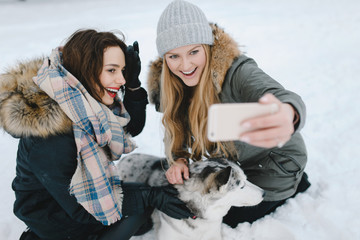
[125, 41, 141, 89]
[121, 182, 195, 220]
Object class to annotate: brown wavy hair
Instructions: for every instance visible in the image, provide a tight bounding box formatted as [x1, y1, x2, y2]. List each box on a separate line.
[62, 29, 127, 102]
[161, 45, 237, 164]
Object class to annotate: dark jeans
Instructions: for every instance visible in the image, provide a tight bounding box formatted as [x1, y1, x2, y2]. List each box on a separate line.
[19, 207, 153, 240]
[223, 172, 311, 228]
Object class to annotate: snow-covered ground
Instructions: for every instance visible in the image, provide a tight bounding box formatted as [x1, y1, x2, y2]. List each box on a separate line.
[1, 0, 359, 239]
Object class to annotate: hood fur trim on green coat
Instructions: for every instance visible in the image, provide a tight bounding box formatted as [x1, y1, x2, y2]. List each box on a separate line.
[0, 58, 72, 138]
[147, 23, 241, 106]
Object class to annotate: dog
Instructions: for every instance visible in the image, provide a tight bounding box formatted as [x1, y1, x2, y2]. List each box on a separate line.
[117, 153, 264, 240]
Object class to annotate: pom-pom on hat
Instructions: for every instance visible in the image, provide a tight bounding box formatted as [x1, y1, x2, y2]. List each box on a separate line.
[156, 0, 214, 57]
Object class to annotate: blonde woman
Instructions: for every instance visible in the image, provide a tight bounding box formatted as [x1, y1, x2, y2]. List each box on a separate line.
[148, 0, 310, 227]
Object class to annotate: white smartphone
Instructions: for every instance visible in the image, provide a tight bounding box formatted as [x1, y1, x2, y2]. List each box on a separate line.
[207, 103, 279, 142]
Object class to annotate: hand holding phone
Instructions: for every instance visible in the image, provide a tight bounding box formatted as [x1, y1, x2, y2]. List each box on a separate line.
[207, 103, 279, 142]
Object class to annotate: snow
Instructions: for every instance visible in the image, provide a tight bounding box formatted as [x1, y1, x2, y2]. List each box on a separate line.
[1, 0, 359, 239]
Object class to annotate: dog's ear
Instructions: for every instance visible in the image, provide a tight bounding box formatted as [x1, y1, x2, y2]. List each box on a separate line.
[214, 166, 232, 190]
[201, 166, 232, 194]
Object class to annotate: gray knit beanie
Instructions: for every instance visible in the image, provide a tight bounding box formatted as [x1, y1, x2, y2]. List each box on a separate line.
[156, 0, 214, 57]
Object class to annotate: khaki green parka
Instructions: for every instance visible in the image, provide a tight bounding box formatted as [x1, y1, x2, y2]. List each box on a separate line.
[147, 24, 307, 201]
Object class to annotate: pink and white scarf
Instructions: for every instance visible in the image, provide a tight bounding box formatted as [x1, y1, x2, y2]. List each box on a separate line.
[33, 48, 136, 225]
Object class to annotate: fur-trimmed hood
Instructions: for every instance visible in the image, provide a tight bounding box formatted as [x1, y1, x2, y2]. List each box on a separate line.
[147, 24, 241, 107]
[0, 58, 72, 138]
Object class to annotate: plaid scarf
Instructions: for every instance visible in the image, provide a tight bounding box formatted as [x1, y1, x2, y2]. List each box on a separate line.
[33, 48, 136, 225]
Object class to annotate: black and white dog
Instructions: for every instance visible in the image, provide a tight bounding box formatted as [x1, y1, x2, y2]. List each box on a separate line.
[117, 153, 263, 240]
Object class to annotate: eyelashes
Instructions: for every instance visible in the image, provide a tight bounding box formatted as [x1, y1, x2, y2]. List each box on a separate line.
[167, 49, 200, 59]
[190, 50, 199, 55]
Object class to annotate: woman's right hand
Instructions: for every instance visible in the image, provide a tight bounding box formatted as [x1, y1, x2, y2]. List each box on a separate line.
[166, 158, 189, 184]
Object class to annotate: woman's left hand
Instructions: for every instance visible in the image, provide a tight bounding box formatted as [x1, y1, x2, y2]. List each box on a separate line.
[239, 93, 296, 148]
[165, 158, 189, 185]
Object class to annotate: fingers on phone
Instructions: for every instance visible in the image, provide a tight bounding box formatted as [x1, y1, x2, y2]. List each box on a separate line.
[259, 93, 279, 104]
[241, 129, 290, 148]
[250, 138, 285, 148]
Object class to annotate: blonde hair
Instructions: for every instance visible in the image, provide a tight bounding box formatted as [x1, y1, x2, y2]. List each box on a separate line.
[160, 45, 237, 164]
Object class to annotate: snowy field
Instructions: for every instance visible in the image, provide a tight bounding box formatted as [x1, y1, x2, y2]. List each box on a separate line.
[1, 0, 359, 239]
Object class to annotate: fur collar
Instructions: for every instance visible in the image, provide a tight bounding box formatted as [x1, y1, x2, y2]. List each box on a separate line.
[0, 58, 72, 138]
[147, 23, 241, 106]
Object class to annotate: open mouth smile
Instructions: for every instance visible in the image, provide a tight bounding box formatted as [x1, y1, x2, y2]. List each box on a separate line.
[181, 68, 197, 77]
[105, 87, 120, 98]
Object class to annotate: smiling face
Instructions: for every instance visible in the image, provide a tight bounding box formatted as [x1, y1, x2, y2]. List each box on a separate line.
[99, 46, 126, 105]
[165, 44, 207, 87]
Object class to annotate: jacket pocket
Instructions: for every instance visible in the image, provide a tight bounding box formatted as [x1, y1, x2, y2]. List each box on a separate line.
[268, 151, 302, 176]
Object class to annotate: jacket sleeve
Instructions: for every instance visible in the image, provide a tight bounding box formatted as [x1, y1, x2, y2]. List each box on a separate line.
[123, 87, 149, 137]
[230, 57, 306, 132]
[28, 134, 102, 226]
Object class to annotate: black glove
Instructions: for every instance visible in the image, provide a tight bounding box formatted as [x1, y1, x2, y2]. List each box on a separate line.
[125, 41, 141, 89]
[121, 182, 195, 220]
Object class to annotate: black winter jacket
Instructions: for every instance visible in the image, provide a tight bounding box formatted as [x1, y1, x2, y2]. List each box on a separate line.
[0, 58, 148, 239]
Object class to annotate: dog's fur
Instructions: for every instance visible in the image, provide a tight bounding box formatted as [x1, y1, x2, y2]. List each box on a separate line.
[117, 153, 263, 240]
